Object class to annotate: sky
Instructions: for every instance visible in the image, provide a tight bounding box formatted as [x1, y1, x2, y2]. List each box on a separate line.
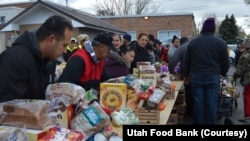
[1, 0, 250, 33]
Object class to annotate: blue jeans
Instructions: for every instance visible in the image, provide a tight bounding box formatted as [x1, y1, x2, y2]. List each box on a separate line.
[191, 73, 220, 125]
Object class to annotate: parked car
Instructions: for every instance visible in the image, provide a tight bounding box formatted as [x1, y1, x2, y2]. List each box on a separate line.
[161, 39, 172, 47]
[228, 47, 235, 64]
[227, 44, 237, 52]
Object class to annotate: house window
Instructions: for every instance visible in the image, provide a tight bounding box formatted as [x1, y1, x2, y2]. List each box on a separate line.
[158, 30, 180, 45]
[126, 31, 136, 41]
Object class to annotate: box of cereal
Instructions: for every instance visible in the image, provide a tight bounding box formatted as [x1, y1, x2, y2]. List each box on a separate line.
[100, 83, 127, 111]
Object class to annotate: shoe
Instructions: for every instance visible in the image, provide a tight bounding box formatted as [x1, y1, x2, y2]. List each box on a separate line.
[238, 117, 250, 122]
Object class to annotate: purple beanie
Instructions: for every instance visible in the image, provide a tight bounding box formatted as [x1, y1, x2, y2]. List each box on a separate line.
[201, 18, 215, 33]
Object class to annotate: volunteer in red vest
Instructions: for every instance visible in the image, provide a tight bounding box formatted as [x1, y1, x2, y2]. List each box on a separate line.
[58, 32, 115, 91]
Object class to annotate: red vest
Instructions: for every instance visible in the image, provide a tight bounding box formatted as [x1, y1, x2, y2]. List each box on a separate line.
[69, 49, 104, 82]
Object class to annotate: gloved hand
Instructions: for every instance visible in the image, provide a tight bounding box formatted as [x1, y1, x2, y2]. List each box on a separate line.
[230, 77, 235, 85]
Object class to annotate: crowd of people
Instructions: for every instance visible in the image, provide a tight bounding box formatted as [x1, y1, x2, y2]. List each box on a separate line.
[0, 15, 249, 125]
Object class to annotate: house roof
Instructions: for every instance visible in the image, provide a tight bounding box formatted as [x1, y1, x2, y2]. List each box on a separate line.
[99, 12, 194, 19]
[0, 0, 35, 9]
[0, 0, 125, 33]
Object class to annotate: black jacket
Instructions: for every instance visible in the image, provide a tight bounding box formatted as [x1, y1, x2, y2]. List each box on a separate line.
[184, 33, 230, 77]
[169, 41, 189, 75]
[129, 41, 150, 73]
[0, 31, 52, 102]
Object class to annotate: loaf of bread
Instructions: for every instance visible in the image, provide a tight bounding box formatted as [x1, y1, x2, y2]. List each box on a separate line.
[46, 82, 86, 104]
[0, 99, 55, 130]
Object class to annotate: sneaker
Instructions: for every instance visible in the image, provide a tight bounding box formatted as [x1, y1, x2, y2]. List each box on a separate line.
[238, 117, 250, 122]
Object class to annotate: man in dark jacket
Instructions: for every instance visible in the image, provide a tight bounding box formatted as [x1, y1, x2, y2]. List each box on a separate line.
[0, 15, 73, 102]
[58, 32, 114, 91]
[184, 18, 230, 125]
[169, 36, 189, 76]
[168, 36, 193, 115]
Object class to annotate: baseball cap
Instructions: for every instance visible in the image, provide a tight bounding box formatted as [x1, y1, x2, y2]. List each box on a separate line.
[154, 39, 162, 44]
[94, 32, 116, 51]
[123, 33, 131, 41]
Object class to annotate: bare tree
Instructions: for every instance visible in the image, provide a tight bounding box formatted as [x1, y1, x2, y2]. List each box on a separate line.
[245, 0, 250, 5]
[116, 0, 133, 15]
[94, 0, 154, 16]
[134, 0, 151, 15]
[95, 0, 116, 16]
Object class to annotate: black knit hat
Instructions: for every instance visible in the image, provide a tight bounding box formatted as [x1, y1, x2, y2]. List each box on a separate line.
[201, 18, 216, 33]
[148, 34, 155, 41]
[154, 39, 162, 44]
[94, 32, 115, 51]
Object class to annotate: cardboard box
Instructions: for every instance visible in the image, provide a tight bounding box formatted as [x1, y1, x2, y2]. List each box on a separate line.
[139, 65, 157, 87]
[100, 83, 127, 111]
[136, 61, 151, 68]
[0, 125, 48, 141]
[133, 68, 139, 77]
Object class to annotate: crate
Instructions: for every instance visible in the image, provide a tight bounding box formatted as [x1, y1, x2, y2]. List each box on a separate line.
[175, 92, 185, 104]
[134, 100, 160, 124]
[174, 102, 186, 115]
[177, 114, 184, 124]
[165, 90, 175, 99]
[166, 109, 178, 125]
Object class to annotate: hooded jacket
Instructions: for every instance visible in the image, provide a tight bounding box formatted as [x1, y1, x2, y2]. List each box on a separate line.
[0, 31, 51, 102]
[105, 50, 130, 78]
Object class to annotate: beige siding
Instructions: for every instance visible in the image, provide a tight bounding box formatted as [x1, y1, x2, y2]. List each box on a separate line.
[0, 33, 6, 53]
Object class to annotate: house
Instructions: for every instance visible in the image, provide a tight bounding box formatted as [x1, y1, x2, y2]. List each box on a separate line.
[100, 13, 197, 45]
[0, 0, 125, 52]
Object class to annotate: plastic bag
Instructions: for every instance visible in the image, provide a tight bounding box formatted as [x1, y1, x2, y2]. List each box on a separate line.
[0, 99, 55, 130]
[70, 101, 110, 141]
[46, 82, 86, 105]
[228, 86, 240, 99]
[0, 128, 28, 141]
[110, 108, 139, 126]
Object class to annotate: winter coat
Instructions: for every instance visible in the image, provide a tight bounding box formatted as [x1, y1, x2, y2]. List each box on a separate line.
[105, 51, 130, 78]
[184, 33, 230, 77]
[169, 41, 189, 76]
[233, 48, 250, 86]
[129, 41, 150, 73]
[0, 30, 52, 102]
[58, 44, 110, 91]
